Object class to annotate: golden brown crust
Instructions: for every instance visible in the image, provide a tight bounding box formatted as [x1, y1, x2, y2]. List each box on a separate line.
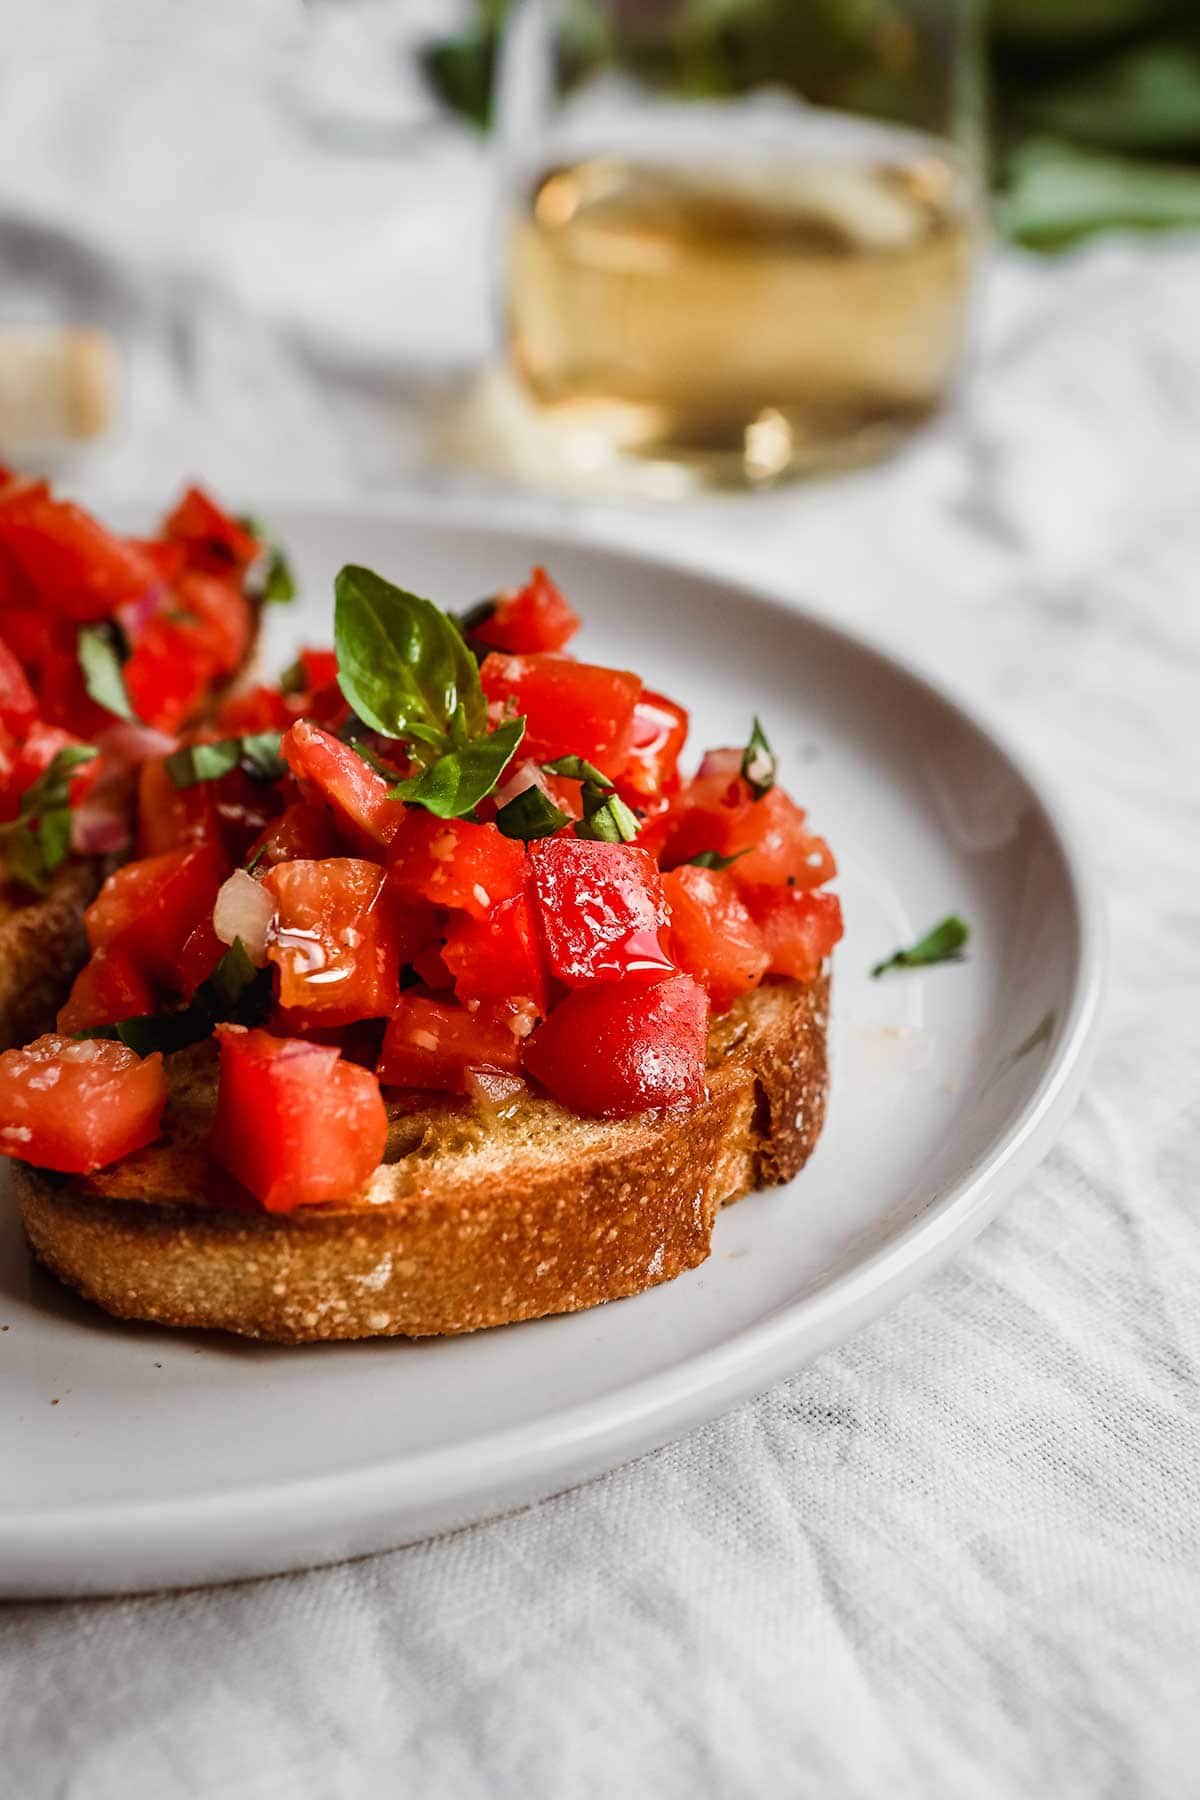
[0, 863, 99, 1050]
[14, 972, 830, 1342]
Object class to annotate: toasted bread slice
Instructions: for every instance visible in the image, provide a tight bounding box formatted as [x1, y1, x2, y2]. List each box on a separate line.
[14, 972, 830, 1341]
[0, 864, 100, 1052]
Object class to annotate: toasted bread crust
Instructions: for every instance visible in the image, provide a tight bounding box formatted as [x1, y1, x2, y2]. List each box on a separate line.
[15, 973, 829, 1341]
[0, 864, 99, 1051]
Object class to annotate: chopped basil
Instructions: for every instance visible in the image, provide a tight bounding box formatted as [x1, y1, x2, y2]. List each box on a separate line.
[390, 716, 526, 820]
[77, 937, 271, 1055]
[278, 655, 306, 695]
[871, 915, 970, 978]
[741, 716, 775, 799]
[243, 844, 267, 875]
[334, 564, 486, 747]
[0, 745, 98, 893]
[575, 786, 640, 845]
[347, 736, 401, 779]
[542, 755, 612, 788]
[685, 848, 750, 870]
[494, 783, 569, 841]
[164, 731, 284, 790]
[238, 515, 296, 605]
[77, 623, 135, 722]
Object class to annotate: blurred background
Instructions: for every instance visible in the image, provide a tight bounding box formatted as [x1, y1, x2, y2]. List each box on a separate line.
[3, 0, 1198, 599]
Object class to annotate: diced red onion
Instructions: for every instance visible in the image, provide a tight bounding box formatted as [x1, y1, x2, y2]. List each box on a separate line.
[95, 720, 179, 768]
[464, 1067, 527, 1111]
[492, 759, 553, 812]
[213, 869, 275, 965]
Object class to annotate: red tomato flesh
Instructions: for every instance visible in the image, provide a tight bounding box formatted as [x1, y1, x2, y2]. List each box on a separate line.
[0, 635, 36, 733]
[165, 485, 260, 574]
[473, 567, 580, 654]
[246, 799, 340, 870]
[662, 865, 769, 1013]
[663, 750, 836, 891]
[741, 887, 844, 982]
[387, 811, 524, 920]
[441, 891, 551, 1014]
[56, 945, 157, 1034]
[527, 838, 674, 986]
[0, 1034, 167, 1174]
[136, 755, 222, 857]
[620, 690, 688, 800]
[524, 973, 709, 1119]
[0, 490, 158, 621]
[377, 993, 522, 1090]
[85, 843, 227, 989]
[211, 1025, 387, 1211]
[122, 617, 219, 733]
[280, 719, 406, 852]
[171, 571, 253, 677]
[263, 858, 402, 1025]
[479, 653, 641, 778]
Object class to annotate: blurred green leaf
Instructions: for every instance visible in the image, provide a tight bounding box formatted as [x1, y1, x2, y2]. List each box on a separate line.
[1015, 36, 1200, 154]
[1000, 135, 1200, 248]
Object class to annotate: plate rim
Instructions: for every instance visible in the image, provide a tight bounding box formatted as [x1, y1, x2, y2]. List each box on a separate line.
[0, 502, 1107, 1578]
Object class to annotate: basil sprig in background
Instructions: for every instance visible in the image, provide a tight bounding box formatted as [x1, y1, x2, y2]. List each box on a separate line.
[333, 564, 525, 820]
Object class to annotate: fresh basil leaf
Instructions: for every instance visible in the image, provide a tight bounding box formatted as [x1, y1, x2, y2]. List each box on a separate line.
[165, 732, 283, 790]
[0, 821, 50, 893]
[494, 783, 569, 841]
[261, 547, 296, 605]
[685, 847, 751, 870]
[244, 844, 267, 876]
[75, 937, 272, 1056]
[2, 746, 100, 892]
[77, 624, 135, 722]
[391, 716, 525, 820]
[334, 564, 486, 746]
[741, 717, 775, 799]
[575, 788, 640, 844]
[347, 737, 402, 780]
[872, 915, 970, 978]
[542, 755, 613, 788]
[20, 745, 98, 815]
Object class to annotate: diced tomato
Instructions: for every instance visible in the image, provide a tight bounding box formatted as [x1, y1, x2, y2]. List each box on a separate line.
[210, 765, 283, 863]
[479, 653, 641, 778]
[280, 719, 405, 853]
[246, 799, 340, 870]
[57, 944, 156, 1034]
[472, 567, 580, 654]
[175, 915, 226, 997]
[35, 634, 116, 738]
[297, 647, 337, 692]
[662, 865, 769, 1013]
[0, 1034, 167, 1174]
[214, 684, 293, 735]
[527, 838, 674, 987]
[164, 485, 260, 575]
[0, 636, 36, 733]
[441, 891, 551, 1014]
[85, 843, 227, 988]
[170, 572, 253, 677]
[376, 994, 521, 1091]
[662, 751, 836, 892]
[411, 941, 455, 990]
[387, 811, 524, 920]
[524, 974, 709, 1119]
[211, 1025, 387, 1212]
[0, 598, 52, 676]
[0, 489, 158, 622]
[136, 755, 222, 856]
[741, 886, 843, 982]
[127, 537, 188, 586]
[620, 691, 688, 800]
[263, 858, 402, 1026]
[123, 616, 219, 733]
[3, 721, 93, 821]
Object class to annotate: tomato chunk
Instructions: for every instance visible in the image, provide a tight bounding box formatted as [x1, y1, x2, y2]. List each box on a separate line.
[524, 974, 709, 1119]
[620, 691, 688, 800]
[214, 684, 294, 735]
[263, 857, 402, 1025]
[662, 865, 769, 1012]
[472, 567, 580, 654]
[246, 800, 340, 870]
[663, 751, 836, 892]
[212, 1025, 386, 1211]
[280, 719, 405, 852]
[387, 811, 524, 920]
[171, 571, 253, 676]
[0, 635, 36, 733]
[741, 887, 844, 981]
[479, 653, 641, 778]
[57, 944, 157, 1034]
[122, 616, 219, 733]
[0, 490, 158, 621]
[527, 838, 674, 986]
[136, 755, 222, 856]
[85, 843, 227, 988]
[6, 720, 89, 807]
[165, 484, 260, 574]
[441, 892, 551, 1014]
[377, 994, 521, 1091]
[0, 1034, 167, 1173]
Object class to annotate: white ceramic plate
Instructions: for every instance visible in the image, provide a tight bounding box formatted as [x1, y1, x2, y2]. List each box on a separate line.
[0, 506, 1103, 1597]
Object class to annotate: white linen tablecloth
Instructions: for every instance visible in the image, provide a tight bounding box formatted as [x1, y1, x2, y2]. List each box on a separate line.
[2, 17, 1199, 1797]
